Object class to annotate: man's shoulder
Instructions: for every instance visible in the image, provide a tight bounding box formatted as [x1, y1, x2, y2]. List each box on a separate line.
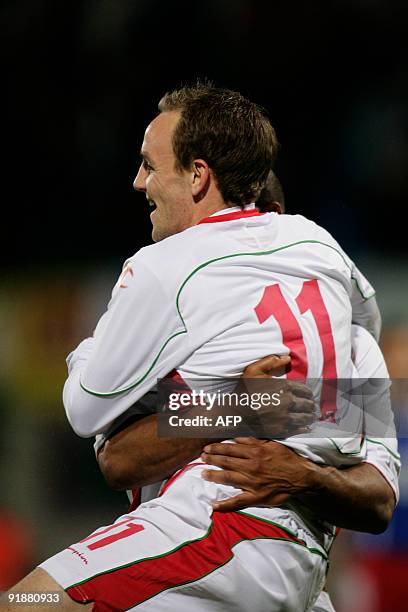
[125, 225, 218, 288]
[277, 213, 349, 260]
[278, 213, 335, 242]
[124, 213, 347, 288]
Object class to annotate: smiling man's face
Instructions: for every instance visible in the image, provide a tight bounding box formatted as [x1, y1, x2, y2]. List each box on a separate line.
[133, 111, 195, 242]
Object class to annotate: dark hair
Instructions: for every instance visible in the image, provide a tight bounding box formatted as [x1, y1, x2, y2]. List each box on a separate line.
[158, 82, 279, 207]
[256, 170, 286, 213]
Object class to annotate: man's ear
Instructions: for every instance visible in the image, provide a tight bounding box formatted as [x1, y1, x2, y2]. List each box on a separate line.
[270, 201, 283, 214]
[191, 159, 210, 201]
[258, 201, 283, 214]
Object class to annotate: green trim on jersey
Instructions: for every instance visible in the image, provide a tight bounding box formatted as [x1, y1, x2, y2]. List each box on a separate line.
[235, 510, 328, 560]
[123, 532, 327, 610]
[351, 276, 376, 301]
[81, 239, 373, 397]
[328, 436, 366, 456]
[67, 520, 216, 589]
[122, 549, 241, 610]
[66, 512, 327, 607]
[80, 330, 186, 397]
[366, 438, 401, 462]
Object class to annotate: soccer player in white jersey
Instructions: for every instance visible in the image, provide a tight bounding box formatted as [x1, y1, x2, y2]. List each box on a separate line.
[1, 84, 398, 611]
[93, 171, 397, 612]
[195, 174, 399, 612]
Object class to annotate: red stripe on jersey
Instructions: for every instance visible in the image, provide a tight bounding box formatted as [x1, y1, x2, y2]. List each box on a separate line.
[128, 488, 141, 512]
[165, 368, 187, 384]
[164, 369, 192, 397]
[198, 209, 265, 224]
[66, 512, 308, 610]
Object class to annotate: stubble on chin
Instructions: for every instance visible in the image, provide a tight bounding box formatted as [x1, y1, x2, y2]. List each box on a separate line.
[151, 227, 161, 243]
[151, 221, 168, 243]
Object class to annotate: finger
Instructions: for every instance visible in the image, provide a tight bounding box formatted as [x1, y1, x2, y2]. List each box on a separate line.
[283, 420, 314, 438]
[212, 492, 258, 513]
[289, 398, 316, 414]
[261, 415, 314, 438]
[201, 453, 249, 472]
[257, 354, 291, 373]
[233, 437, 267, 446]
[201, 469, 252, 490]
[287, 412, 316, 428]
[285, 382, 314, 399]
[202, 443, 255, 459]
[243, 354, 290, 378]
[286, 426, 312, 436]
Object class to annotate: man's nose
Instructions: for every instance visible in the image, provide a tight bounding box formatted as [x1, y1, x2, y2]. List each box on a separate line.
[133, 165, 146, 192]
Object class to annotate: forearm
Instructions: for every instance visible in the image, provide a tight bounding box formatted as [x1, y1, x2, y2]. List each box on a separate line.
[98, 414, 212, 489]
[297, 461, 395, 533]
[201, 439, 396, 533]
[97, 391, 264, 490]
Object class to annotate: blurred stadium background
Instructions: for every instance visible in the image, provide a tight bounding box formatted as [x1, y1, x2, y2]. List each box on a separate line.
[1, 1, 407, 609]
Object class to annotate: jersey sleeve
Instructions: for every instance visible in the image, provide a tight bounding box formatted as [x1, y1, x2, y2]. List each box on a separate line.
[93, 388, 159, 456]
[364, 439, 401, 503]
[349, 326, 400, 502]
[350, 263, 381, 341]
[63, 256, 188, 437]
[313, 222, 381, 341]
[276, 435, 367, 468]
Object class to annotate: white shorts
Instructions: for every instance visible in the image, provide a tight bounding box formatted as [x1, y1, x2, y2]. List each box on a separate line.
[40, 463, 328, 611]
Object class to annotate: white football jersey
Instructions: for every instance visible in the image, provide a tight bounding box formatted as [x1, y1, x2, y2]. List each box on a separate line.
[65, 206, 379, 466]
[129, 324, 400, 513]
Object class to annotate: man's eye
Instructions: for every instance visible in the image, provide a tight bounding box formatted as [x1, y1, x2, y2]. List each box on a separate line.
[143, 160, 154, 172]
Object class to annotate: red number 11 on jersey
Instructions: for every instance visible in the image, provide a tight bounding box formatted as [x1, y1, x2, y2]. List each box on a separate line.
[255, 279, 337, 421]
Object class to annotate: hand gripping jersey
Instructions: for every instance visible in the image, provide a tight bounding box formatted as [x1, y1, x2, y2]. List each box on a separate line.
[42, 324, 399, 612]
[64, 206, 380, 467]
[129, 324, 400, 531]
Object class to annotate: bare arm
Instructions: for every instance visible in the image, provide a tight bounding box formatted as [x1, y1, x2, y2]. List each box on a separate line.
[298, 458, 395, 533]
[98, 354, 395, 534]
[97, 413, 211, 489]
[201, 352, 396, 534]
[201, 437, 395, 534]
[97, 354, 312, 489]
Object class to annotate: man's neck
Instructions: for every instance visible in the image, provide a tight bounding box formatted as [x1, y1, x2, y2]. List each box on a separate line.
[197, 204, 230, 223]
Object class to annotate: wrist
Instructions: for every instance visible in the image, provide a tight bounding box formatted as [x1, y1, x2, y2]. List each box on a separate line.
[264, 441, 329, 497]
[298, 461, 336, 495]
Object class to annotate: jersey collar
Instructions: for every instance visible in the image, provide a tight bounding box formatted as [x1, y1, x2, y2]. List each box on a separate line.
[198, 204, 265, 225]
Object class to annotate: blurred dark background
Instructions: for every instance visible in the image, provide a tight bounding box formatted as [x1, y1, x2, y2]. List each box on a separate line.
[1, 2, 408, 610]
[3, 0, 408, 268]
